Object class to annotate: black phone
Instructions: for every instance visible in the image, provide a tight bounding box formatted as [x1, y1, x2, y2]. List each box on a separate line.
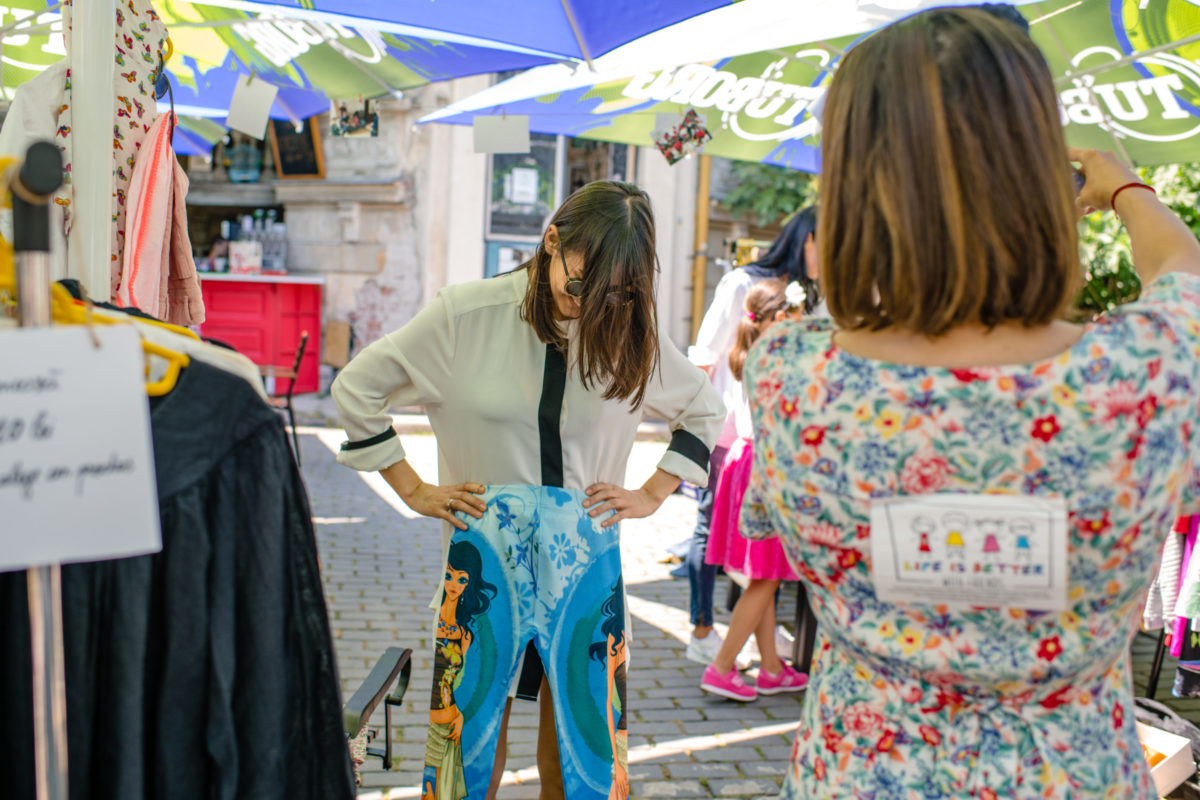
[1072, 168, 1086, 195]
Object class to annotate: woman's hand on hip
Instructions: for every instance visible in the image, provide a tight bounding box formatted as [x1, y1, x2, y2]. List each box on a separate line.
[584, 483, 664, 528]
[584, 468, 681, 528]
[378, 460, 486, 530]
[407, 482, 487, 530]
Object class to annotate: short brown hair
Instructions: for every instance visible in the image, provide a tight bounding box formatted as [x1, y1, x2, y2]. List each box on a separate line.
[521, 180, 660, 407]
[820, 7, 1079, 336]
[729, 278, 788, 381]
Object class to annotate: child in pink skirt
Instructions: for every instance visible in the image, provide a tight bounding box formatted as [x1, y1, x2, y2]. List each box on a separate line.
[701, 279, 809, 702]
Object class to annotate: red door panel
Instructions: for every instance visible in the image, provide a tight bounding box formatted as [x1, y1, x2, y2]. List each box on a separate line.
[199, 278, 322, 395]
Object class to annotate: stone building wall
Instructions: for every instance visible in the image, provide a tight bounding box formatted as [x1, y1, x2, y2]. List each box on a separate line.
[280, 77, 489, 354]
[191, 76, 704, 360]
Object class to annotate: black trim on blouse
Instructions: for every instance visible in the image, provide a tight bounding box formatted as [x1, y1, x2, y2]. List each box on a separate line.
[538, 344, 568, 488]
[340, 427, 398, 451]
[667, 428, 711, 473]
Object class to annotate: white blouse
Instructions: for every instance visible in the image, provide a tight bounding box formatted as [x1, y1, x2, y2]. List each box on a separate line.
[331, 268, 726, 491]
[687, 268, 756, 450]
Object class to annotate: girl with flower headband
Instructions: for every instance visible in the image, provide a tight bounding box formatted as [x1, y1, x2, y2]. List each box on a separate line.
[700, 278, 810, 701]
[683, 208, 821, 670]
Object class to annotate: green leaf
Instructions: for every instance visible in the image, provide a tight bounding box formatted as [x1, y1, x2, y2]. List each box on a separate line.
[1075, 161, 1200, 318]
[721, 161, 818, 225]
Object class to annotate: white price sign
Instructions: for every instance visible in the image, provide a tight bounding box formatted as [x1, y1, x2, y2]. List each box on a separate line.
[0, 326, 161, 571]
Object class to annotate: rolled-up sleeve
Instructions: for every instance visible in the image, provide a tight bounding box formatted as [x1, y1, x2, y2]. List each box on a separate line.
[644, 336, 726, 487]
[331, 291, 455, 471]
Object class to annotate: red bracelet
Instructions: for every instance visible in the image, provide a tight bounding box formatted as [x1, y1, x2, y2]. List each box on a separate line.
[1110, 182, 1155, 211]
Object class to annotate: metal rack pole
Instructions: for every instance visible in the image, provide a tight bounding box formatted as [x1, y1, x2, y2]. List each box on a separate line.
[14, 140, 68, 800]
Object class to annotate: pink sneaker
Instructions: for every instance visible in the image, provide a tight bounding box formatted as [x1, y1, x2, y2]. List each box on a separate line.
[756, 664, 809, 695]
[701, 664, 757, 702]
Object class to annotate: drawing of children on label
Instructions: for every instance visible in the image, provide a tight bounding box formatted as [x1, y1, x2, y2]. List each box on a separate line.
[424, 541, 497, 800]
[912, 515, 936, 555]
[977, 518, 1003, 563]
[1010, 518, 1034, 563]
[589, 577, 629, 800]
[943, 512, 968, 560]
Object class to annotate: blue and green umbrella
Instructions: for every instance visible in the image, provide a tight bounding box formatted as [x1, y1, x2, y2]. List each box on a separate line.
[421, 0, 1200, 169]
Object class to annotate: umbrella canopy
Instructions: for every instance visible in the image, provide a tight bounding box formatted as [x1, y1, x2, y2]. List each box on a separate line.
[420, 0, 1200, 169]
[183, 0, 733, 64]
[1034, 0, 1200, 165]
[0, 0, 563, 118]
[173, 115, 228, 155]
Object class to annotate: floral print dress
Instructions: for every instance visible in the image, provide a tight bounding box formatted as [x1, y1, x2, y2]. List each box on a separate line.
[740, 273, 1200, 799]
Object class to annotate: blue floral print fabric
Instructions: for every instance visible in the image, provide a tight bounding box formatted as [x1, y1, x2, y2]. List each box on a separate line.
[740, 274, 1200, 798]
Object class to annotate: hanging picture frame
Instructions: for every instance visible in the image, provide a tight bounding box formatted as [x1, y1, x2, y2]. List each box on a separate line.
[268, 116, 326, 179]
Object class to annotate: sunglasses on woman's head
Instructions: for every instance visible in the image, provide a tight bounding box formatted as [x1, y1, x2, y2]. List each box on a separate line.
[559, 247, 638, 307]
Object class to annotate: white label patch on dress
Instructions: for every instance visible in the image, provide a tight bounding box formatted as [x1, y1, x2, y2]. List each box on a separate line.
[868, 494, 1069, 611]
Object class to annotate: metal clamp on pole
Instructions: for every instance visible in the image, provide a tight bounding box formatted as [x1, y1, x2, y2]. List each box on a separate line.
[11, 139, 68, 800]
[12, 141, 61, 326]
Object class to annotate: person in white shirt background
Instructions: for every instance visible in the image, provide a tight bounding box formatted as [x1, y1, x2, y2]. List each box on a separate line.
[332, 180, 725, 799]
[684, 207, 821, 667]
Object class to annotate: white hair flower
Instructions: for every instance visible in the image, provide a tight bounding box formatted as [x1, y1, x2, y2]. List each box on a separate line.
[785, 281, 807, 310]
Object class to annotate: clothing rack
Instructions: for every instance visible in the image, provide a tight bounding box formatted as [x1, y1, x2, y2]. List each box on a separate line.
[12, 141, 69, 800]
[6, 2, 117, 788]
[1142, 514, 1200, 700]
[1147, 626, 1169, 698]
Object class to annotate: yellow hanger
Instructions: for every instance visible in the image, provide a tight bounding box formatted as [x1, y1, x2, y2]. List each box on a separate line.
[49, 283, 190, 396]
[163, 36, 174, 64]
[142, 337, 188, 396]
[121, 311, 199, 341]
[49, 283, 199, 340]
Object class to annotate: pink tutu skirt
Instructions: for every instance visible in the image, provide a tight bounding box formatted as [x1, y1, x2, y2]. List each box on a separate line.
[704, 437, 799, 582]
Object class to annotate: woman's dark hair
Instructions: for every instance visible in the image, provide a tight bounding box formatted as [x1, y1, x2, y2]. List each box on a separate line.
[588, 577, 626, 663]
[742, 206, 820, 313]
[977, 3, 1031, 36]
[521, 180, 660, 408]
[819, 7, 1078, 336]
[729, 278, 788, 382]
[446, 541, 498, 637]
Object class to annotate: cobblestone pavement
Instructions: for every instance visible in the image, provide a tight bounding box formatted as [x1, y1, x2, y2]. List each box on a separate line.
[297, 422, 803, 800]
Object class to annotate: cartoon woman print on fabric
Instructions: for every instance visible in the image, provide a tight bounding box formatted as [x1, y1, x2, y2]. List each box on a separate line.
[419, 485, 629, 799]
[588, 578, 629, 800]
[424, 541, 497, 800]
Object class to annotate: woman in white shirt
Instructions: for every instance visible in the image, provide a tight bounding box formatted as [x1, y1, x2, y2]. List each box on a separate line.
[332, 180, 724, 799]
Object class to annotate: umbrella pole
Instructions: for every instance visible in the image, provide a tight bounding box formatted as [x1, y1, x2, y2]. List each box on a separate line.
[690, 154, 711, 344]
[69, 0, 116, 299]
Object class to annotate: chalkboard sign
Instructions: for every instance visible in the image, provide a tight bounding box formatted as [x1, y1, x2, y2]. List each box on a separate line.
[268, 116, 326, 179]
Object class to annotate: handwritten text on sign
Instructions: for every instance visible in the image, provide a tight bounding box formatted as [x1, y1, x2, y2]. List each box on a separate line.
[0, 326, 160, 571]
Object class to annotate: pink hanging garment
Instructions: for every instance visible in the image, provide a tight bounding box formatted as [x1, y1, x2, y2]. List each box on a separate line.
[1170, 515, 1198, 658]
[165, 159, 205, 325]
[117, 111, 204, 324]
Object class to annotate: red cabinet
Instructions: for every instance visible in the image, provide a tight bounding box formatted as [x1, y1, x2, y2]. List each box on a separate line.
[198, 274, 322, 395]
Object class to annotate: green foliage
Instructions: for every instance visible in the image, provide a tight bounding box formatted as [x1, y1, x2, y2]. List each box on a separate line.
[1076, 161, 1200, 318]
[721, 161, 818, 225]
[719, 160, 1199, 318]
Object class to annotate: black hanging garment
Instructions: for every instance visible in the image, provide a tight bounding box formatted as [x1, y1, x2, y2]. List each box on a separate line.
[1, 360, 354, 800]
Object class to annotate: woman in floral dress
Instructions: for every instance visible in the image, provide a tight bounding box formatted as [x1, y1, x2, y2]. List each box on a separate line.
[740, 7, 1200, 799]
